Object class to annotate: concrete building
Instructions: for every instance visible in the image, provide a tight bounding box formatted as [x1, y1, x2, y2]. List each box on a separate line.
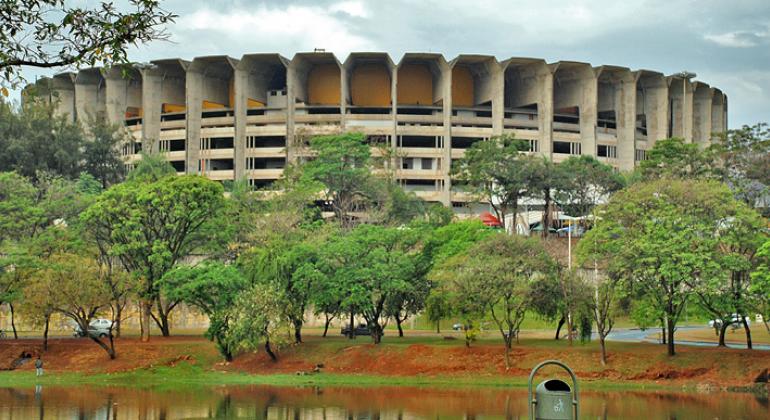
[39, 52, 728, 208]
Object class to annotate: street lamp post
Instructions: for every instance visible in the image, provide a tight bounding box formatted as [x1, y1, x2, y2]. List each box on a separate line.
[677, 71, 697, 140]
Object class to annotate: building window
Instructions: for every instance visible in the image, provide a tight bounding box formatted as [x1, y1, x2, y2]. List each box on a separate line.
[635, 149, 647, 162]
[553, 141, 581, 155]
[246, 136, 286, 148]
[597, 144, 617, 159]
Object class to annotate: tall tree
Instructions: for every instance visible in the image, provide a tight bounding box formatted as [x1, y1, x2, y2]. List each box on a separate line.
[639, 137, 715, 181]
[82, 175, 226, 341]
[227, 283, 288, 361]
[300, 133, 375, 229]
[452, 134, 536, 231]
[582, 179, 759, 356]
[554, 155, 625, 217]
[1, 1, 175, 89]
[751, 239, 770, 334]
[711, 123, 770, 210]
[161, 263, 249, 361]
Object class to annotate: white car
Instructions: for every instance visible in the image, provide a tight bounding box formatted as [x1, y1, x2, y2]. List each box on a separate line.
[708, 314, 750, 329]
[73, 318, 114, 338]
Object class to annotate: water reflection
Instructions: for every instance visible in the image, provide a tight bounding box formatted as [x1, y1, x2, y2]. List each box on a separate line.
[0, 384, 766, 419]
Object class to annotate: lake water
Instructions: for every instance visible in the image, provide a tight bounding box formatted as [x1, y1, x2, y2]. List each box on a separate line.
[0, 384, 766, 419]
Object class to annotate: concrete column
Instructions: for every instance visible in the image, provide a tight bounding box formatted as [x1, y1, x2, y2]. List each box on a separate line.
[491, 63, 504, 136]
[286, 63, 297, 163]
[646, 81, 669, 144]
[185, 70, 203, 175]
[441, 60, 452, 206]
[390, 62, 399, 171]
[615, 74, 638, 172]
[74, 70, 104, 124]
[140, 69, 162, 153]
[339, 60, 347, 125]
[669, 78, 694, 142]
[537, 69, 554, 157]
[102, 69, 128, 125]
[580, 72, 598, 157]
[711, 90, 726, 140]
[684, 81, 694, 142]
[233, 67, 248, 180]
[51, 73, 77, 123]
[693, 83, 714, 147]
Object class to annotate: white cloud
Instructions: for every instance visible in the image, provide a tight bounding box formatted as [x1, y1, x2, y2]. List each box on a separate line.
[704, 31, 766, 48]
[329, 1, 369, 18]
[175, 4, 372, 55]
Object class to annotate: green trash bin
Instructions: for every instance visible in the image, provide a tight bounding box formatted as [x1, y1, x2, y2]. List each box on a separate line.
[528, 360, 579, 420]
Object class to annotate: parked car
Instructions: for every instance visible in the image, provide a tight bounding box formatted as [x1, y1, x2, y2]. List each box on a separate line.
[452, 323, 463, 331]
[708, 314, 750, 329]
[73, 318, 113, 338]
[340, 323, 372, 336]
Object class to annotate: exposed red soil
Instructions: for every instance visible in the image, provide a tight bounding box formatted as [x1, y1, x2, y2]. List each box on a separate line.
[1, 335, 768, 388]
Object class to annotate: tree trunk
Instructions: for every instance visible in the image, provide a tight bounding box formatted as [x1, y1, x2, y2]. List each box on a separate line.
[396, 316, 404, 337]
[542, 187, 552, 238]
[293, 319, 303, 344]
[763, 319, 769, 334]
[667, 321, 676, 356]
[371, 326, 383, 344]
[347, 310, 355, 339]
[89, 335, 116, 359]
[43, 314, 50, 351]
[436, 321, 440, 334]
[718, 321, 729, 347]
[555, 315, 565, 340]
[742, 317, 752, 350]
[504, 341, 512, 369]
[265, 339, 277, 361]
[113, 304, 122, 338]
[599, 336, 607, 366]
[9, 303, 17, 339]
[140, 300, 152, 342]
[322, 315, 332, 338]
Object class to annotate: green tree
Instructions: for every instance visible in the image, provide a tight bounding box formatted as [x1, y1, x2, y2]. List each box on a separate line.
[81, 116, 128, 188]
[125, 152, 177, 183]
[300, 133, 375, 229]
[639, 138, 714, 181]
[582, 179, 757, 356]
[711, 123, 770, 210]
[443, 234, 556, 367]
[554, 155, 625, 217]
[1, 1, 175, 89]
[161, 263, 249, 361]
[227, 283, 288, 361]
[82, 175, 226, 341]
[451, 134, 536, 231]
[424, 291, 451, 333]
[320, 224, 423, 343]
[751, 239, 770, 334]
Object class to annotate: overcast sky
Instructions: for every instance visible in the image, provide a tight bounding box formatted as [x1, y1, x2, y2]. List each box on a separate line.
[20, 0, 770, 127]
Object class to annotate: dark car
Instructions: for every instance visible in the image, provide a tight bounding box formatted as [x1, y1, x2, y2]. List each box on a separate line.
[341, 323, 372, 336]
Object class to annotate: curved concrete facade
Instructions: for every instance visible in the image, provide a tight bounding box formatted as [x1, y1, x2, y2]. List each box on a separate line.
[40, 52, 728, 205]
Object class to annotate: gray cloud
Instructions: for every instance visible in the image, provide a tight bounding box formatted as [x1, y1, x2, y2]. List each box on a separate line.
[16, 0, 770, 127]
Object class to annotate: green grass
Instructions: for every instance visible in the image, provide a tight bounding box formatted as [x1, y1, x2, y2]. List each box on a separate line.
[0, 362, 668, 392]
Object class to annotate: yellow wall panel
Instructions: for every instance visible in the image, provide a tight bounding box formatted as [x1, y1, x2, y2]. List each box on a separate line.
[248, 98, 265, 108]
[351, 64, 391, 107]
[162, 103, 185, 113]
[202, 100, 225, 109]
[452, 66, 474, 107]
[228, 78, 235, 108]
[397, 64, 433, 105]
[308, 63, 340, 105]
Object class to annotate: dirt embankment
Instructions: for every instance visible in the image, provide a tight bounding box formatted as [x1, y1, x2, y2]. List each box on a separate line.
[2, 336, 768, 388]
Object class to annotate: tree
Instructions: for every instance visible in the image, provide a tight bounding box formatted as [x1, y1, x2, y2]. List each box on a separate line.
[43, 252, 117, 359]
[300, 133, 376, 229]
[751, 239, 770, 334]
[125, 152, 177, 183]
[444, 234, 556, 367]
[529, 157, 564, 236]
[639, 138, 715, 181]
[1, 1, 175, 89]
[711, 123, 770, 210]
[554, 155, 624, 217]
[0, 172, 44, 242]
[227, 283, 288, 361]
[425, 291, 451, 333]
[82, 175, 226, 341]
[582, 179, 758, 356]
[81, 116, 128, 188]
[161, 263, 249, 361]
[320, 225, 423, 344]
[452, 134, 537, 231]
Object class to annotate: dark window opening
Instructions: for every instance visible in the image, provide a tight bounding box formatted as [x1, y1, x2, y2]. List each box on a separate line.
[208, 159, 234, 171]
[202, 109, 233, 118]
[161, 113, 185, 122]
[400, 135, 436, 148]
[247, 136, 286, 148]
[168, 139, 185, 152]
[307, 107, 341, 115]
[367, 135, 388, 146]
[397, 107, 437, 115]
[554, 114, 579, 124]
[170, 160, 185, 172]
[249, 179, 277, 190]
[553, 141, 572, 154]
[597, 111, 616, 129]
[476, 110, 492, 118]
[247, 157, 286, 170]
[210, 137, 234, 149]
[452, 137, 483, 149]
[349, 107, 390, 114]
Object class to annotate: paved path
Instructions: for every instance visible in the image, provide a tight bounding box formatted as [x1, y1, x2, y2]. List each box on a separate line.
[600, 326, 770, 350]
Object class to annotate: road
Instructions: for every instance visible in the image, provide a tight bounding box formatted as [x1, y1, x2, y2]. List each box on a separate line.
[601, 326, 770, 350]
